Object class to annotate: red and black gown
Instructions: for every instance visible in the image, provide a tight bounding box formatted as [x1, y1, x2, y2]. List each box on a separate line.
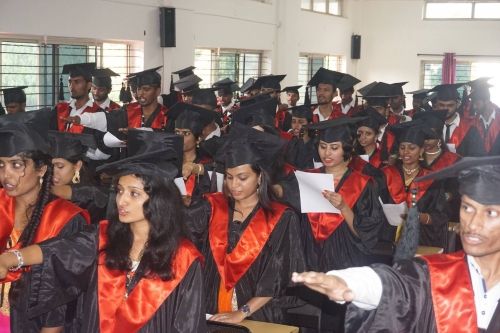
[0, 190, 90, 332]
[311, 103, 345, 123]
[476, 107, 500, 156]
[345, 252, 500, 333]
[29, 221, 206, 333]
[446, 119, 485, 157]
[53, 101, 101, 134]
[380, 165, 448, 248]
[186, 193, 305, 324]
[280, 168, 384, 271]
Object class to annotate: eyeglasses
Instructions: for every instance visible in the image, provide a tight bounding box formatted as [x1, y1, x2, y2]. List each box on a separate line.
[175, 130, 192, 137]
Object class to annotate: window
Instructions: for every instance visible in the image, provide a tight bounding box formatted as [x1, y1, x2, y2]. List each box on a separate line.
[421, 60, 500, 105]
[301, 0, 341, 16]
[194, 48, 270, 88]
[424, 1, 500, 19]
[297, 54, 345, 103]
[0, 39, 143, 110]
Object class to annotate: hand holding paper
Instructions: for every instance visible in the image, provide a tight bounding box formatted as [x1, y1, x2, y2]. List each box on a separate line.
[295, 171, 339, 213]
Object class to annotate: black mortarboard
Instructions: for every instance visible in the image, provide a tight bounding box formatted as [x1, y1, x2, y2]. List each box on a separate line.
[254, 74, 286, 91]
[337, 74, 361, 92]
[355, 107, 387, 131]
[213, 78, 239, 95]
[127, 66, 162, 87]
[415, 156, 500, 205]
[219, 122, 286, 171]
[48, 130, 96, 161]
[389, 82, 408, 96]
[191, 88, 218, 109]
[407, 88, 431, 99]
[305, 116, 367, 143]
[0, 86, 28, 105]
[232, 96, 278, 128]
[360, 82, 398, 98]
[169, 102, 218, 136]
[62, 62, 97, 81]
[413, 110, 448, 135]
[307, 67, 344, 88]
[430, 83, 464, 102]
[172, 66, 196, 79]
[92, 68, 119, 89]
[173, 74, 202, 92]
[389, 120, 429, 147]
[281, 85, 302, 94]
[468, 77, 493, 101]
[96, 129, 183, 179]
[240, 78, 257, 93]
[467, 77, 493, 90]
[288, 104, 316, 122]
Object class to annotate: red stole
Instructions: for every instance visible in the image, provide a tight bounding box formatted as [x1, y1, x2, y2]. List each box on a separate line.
[55, 102, 100, 133]
[279, 130, 293, 141]
[306, 169, 370, 242]
[382, 166, 434, 207]
[0, 189, 90, 282]
[206, 193, 286, 291]
[97, 221, 202, 333]
[275, 108, 288, 130]
[477, 109, 500, 153]
[421, 251, 478, 333]
[447, 119, 473, 149]
[369, 148, 383, 168]
[126, 103, 168, 129]
[387, 114, 399, 125]
[312, 103, 345, 123]
[428, 151, 460, 172]
[108, 100, 121, 112]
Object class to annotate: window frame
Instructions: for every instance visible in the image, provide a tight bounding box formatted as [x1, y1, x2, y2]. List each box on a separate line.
[423, 0, 500, 20]
[301, 0, 343, 17]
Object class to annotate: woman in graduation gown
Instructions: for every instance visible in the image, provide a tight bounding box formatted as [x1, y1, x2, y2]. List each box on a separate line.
[187, 123, 305, 324]
[350, 108, 386, 171]
[0, 117, 90, 332]
[0, 131, 206, 333]
[380, 121, 449, 248]
[277, 117, 384, 272]
[48, 131, 109, 224]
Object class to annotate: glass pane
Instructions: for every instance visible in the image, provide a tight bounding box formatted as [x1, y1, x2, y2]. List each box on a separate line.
[425, 2, 472, 19]
[423, 63, 442, 89]
[216, 53, 237, 83]
[328, 0, 340, 15]
[301, 0, 311, 10]
[239, 53, 260, 84]
[474, 2, 500, 18]
[312, 0, 327, 13]
[194, 49, 212, 87]
[102, 43, 128, 102]
[470, 62, 500, 106]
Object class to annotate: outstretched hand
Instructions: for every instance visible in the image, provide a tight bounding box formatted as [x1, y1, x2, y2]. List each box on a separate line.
[291, 271, 354, 302]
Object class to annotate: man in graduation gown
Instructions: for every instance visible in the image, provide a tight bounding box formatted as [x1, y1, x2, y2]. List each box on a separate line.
[388, 82, 411, 123]
[0, 86, 28, 114]
[283, 85, 301, 108]
[283, 103, 316, 170]
[213, 78, 240, 127]
[470, 81, 500, 155]
[431, 83, 485, 157]
[292, 155, 500, 333]
[91, 68, 121, 112]
[406, 88, 432, 117]
[252, 74, 291, 132]
[307, 67, 345, 122]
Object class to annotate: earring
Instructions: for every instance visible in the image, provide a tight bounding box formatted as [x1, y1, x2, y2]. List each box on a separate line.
[39, 177, 43, 185]
[72, 170, 81, 184]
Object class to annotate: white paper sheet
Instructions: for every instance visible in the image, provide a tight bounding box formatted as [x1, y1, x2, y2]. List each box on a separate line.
[360, 154, 370, 162]
[174, 177, 187, 195]
[103, 132, 126, 148]
[446, 143, 456, 153]
[378, 197, 407, 226]
[313, 161, 324, 169]
[295, 171, 339, 213]
[207, 171, 224, 192]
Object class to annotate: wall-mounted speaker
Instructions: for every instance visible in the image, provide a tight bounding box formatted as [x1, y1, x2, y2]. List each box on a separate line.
[351, 35, 361, 59]
[160, 7, 176, 48]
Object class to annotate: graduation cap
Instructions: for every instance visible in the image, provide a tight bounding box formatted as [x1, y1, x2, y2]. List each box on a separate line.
[430, 83, 465, 102]
[169, 102, 218, 137]
[0, 86, 27, 105]
[337, 74, 361, 92]
[389, 120, 431, 147]
[172, 66, 196, 79]
[62, 62, 97, 81]
[213, 78, 239, 95]
[307, 67, 344, 88]
[254, 74, 286, 91]
[357, 81, 397, 107]
[191, 88, 218, 109]
[467, 77, 493, 101]
[231, 95, 278, 128]
[127, 66, 162, 87]
[413, 110, 447, 135]
[281, 85, 302, 94]
[305, 116, 367, 144]
[389, 82, 408, 96]
[48, 130, 96, 161]
[287, 104, 316, 122]
[415, 156, 500, 205]
[96, 129, 183, 179]
[92, 68, 119, 89]
[173, 74, 202, 93]
[355, 107, 387, 131]
[219, 122, 286, 171]
[467, 77, 493, 90]
[406, 88, 431, 99]
[240, 78, 257, 93]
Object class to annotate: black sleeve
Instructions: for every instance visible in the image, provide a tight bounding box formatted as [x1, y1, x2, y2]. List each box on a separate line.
[184, 199, 211, 251]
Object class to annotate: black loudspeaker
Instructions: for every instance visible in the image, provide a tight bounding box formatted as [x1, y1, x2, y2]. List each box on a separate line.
[351, 35, 361, 59]
[160, 7, 176, 47]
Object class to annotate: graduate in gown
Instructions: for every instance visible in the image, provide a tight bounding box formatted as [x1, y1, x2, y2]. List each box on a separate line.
[187, 123, 305, 324]
[292, 156, 500, 333]
[278, 117, 384, 272]
[283, 104, 316, 170]
[0, 132, 206, 333]
[0, 113, 90, 332]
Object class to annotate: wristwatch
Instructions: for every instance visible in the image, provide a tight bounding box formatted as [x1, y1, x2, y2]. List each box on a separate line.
[239, 304, 251, 318]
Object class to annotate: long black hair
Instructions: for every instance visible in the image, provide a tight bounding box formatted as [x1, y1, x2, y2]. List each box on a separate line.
[105, 174, 188, 280]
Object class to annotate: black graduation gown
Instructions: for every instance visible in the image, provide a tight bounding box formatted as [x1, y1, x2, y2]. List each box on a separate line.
[186, 199, 306, 324]
[29, 225, 207, 333]
[70, 185, 110, 224]
[455, 125, 485, 157]
[344, 259, 500, 333]
[280, 168, 384, 271]
[8, 214, 88, 333]
[284, 136, 315, 170]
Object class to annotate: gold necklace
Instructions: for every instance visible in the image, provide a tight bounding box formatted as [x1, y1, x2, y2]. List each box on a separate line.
[425, 148, 442, 156]
[402, 165, 419, 175]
